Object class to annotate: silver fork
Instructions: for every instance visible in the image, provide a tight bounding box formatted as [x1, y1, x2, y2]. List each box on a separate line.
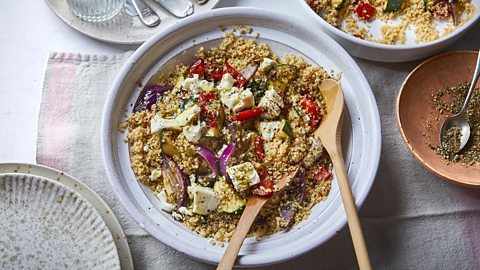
[131, 0, 161, 27]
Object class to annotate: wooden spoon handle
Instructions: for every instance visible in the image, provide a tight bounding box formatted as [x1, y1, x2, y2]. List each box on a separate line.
[330, 150, 372, 270]
[217, 197, 267, 270]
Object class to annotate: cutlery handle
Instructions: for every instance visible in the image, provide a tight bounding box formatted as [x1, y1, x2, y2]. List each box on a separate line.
[155, 0, 194, 18]
[217, 197, 267, 270]
[330, 148, 372, 270]
[131, 0, 160, 27]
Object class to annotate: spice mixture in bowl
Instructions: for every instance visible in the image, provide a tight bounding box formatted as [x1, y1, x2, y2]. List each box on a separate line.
[397, 51, 480, 187]
[102, 8, 381, 266]
[427, 82, 480, 165]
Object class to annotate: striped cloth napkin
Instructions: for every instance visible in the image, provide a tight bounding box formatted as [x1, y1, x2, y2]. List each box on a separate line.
[36, 52, 480, 269]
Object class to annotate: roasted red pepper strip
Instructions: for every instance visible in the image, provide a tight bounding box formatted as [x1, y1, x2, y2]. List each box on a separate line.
[198, 91, 218, 127]
[314, 166, 332, 182]
[225, 62, 247, 88]
[251, 169, 274, 197]
[205, 62, 225, 81]
[254, 136, 265, 162]
[230, 107, 266, 122]
[188, 59, 206, 79]
[355, 1, 376, 21]
[300, 95, 322, 129]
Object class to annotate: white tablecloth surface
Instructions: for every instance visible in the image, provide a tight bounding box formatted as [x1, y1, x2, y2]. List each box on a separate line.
[1, 0, 480, 269]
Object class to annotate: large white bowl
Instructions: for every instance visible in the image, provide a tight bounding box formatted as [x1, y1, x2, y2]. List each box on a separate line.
[101, 7, 381, 266]
[298, 0, 480, 62]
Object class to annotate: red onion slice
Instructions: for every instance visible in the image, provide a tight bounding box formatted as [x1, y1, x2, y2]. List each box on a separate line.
[219, 143, 236, 182]
[240, 61, 259, 82]
[134, 85, 174, 113]
[196, 145, 219, 176]
[162, 155, 190, 207]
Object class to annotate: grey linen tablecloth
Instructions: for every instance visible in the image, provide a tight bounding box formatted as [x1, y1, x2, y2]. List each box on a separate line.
[36, 24, 480, 269]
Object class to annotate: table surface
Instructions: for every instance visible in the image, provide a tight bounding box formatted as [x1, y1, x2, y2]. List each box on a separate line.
[2, 0, 480, 269]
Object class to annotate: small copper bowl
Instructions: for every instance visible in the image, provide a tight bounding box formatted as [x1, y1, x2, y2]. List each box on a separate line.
[396, 51, 480, 187]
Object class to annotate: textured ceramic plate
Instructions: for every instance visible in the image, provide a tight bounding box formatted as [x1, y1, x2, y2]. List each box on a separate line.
[0, 173, 120, 269]
[44, 0, 219, 44]
[102, 7, 381, 266]
[396, 51, 480, 187]
[0, 163, 134, 270]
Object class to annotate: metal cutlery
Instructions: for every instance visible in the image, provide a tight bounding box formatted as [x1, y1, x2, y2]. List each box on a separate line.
[124, 0, 138, 16]
[131, 0, 161, 27]
[154, 0, 194, 18]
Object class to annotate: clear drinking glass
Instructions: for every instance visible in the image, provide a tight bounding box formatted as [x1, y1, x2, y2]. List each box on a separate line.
[66, 0, 125, 22]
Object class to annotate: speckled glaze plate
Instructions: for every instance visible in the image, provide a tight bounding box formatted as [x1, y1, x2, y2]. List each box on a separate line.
[44, 0, 219, 44]
[0, 163, 133, 270]
[0, 173, 120, 269]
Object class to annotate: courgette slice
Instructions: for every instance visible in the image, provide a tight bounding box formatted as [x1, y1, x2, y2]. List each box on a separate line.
[213, 177, 246, 214]
[160, 131, 180, 157]
[268, 64, 298, 92]
[278, 119, 293, 140]
[332, 0, 345, 10]
[288, 107, 301, 121]
[384, 0, 402, 12]
[205, 127, 221, 138]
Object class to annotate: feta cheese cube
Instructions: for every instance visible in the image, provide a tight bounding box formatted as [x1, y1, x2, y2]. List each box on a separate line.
[190, 186, 220, 215]
[182, 121, 205, 143]
[217, 73, 235, 91]
[233, 89, 255, 112]
[258, 88, 284, 119]
[156, 189, 175, 213]
[198, 80, 214, 92]
[181, 74, 200, 92]
[178, 206, 193, 216]
[149, 169, 162, 181]
[256, 120, 282, 141]
[259, 58, 277, 73]
[226, 162, 261, 192]
[220, 88, 240, 109]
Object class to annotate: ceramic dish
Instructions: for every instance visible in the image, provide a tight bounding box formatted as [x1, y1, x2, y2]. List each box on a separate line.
[44, 0, 219, 44]
[396, 51, 480, 187]
[0, 163, 134, 270]
[102, 7, 381, 266]
[0, 173, 120, 269]
[297, 0, 480, 62]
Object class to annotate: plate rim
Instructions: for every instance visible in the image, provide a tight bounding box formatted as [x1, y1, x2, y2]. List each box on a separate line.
[297, 0, 480, 49]
[0, 162, 134, 269]
[396, 50, 480, 188]
[102, 7, 382, 266]
[43, 0, 220, 45]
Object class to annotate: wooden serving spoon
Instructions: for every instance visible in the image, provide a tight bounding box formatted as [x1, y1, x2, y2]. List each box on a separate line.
[218, 79, 371, 269]
[314, 79, 372, 270]
[217, 167, 299, 270]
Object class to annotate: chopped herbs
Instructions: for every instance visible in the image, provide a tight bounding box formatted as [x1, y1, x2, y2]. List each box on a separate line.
[428, 83, 480, 165]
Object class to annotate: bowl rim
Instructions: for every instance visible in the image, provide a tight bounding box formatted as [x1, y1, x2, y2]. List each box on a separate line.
[298, 0, 480, 50]
[101, 7, 382, 266]
[395, 50, 480, 188]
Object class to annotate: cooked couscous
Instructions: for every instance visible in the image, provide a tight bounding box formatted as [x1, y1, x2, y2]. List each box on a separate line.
[307, 0, 476, 44]
[123, 32, 334, 242]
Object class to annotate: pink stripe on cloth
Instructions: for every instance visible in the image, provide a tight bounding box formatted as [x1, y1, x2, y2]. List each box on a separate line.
[37, 53, 80, 172]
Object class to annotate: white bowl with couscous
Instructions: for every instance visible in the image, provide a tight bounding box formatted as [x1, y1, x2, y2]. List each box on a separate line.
[102, 7, 381, 266]
[299, 0, 480, 62]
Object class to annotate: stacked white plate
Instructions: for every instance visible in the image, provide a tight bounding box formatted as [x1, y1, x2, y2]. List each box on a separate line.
[0, 163, 133, 270]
